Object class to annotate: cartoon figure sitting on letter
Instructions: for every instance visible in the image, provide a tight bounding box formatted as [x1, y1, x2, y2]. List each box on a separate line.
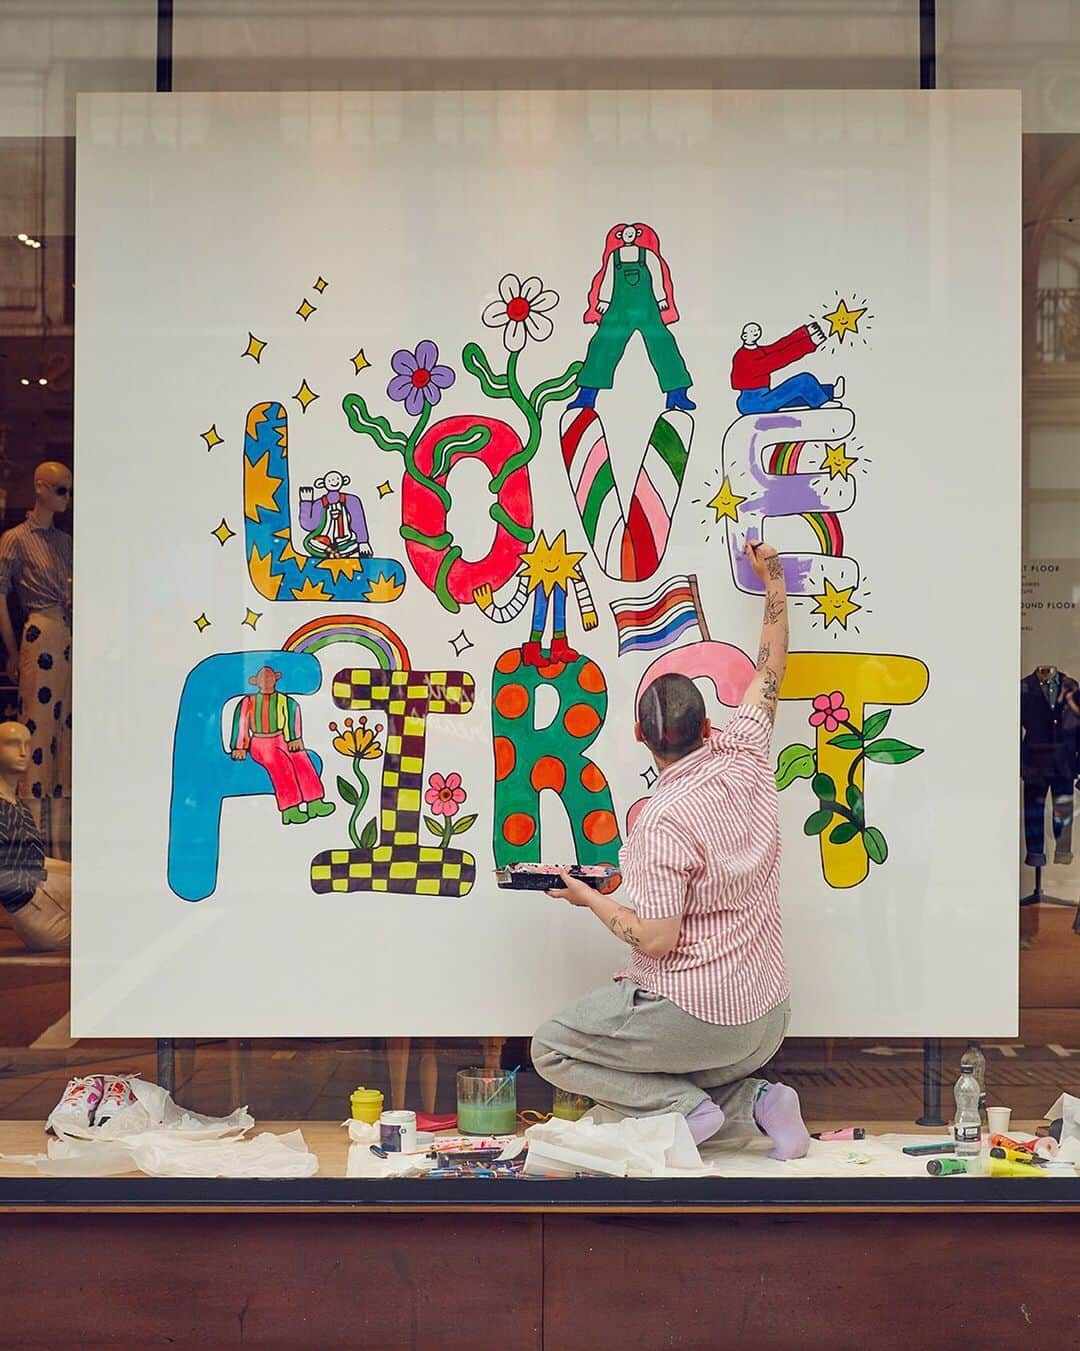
[229, 666, 336, 826]
[568, 223, 694, 413]
[298, 470, 372, 558]
[730, 320, 845, 415]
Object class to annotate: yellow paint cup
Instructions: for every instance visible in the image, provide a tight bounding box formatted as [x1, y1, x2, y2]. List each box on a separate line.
[350, 1086, 384, 1124]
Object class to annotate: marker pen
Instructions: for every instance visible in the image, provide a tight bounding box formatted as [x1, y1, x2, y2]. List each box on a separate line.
[927, 1157, 969, 1175]
[811, 1127, 866, 1141]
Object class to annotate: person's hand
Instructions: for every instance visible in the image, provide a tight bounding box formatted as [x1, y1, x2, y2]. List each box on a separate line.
[657, 297, 669, 311]
[287, 739, 303, 753]
[299, 486, 314, 502]
[808, 320, 825, 345]
[357, 541, 373, 557]
[231, 748, 247, 761]
[596, 300, 609, 314]
[473, 583, 493, 611]
[744, 539, 782, 585]
[546, 869, 596, 908]
[581, 610, 598, 632]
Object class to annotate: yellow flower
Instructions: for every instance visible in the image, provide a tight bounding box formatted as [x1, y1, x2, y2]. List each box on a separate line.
[330, 716, 383, 760]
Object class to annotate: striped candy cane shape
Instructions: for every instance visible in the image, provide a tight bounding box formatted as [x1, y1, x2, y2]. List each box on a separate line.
[559, 407, 694, 582]
[721, 406, 860, 597]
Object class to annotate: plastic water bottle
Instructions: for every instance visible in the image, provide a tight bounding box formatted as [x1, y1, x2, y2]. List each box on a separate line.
[953, 1057, 982, 1158]
[963, 1041, 987, 1119]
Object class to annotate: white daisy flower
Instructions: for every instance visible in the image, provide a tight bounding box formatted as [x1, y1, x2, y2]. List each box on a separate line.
[482, 273, 559, 352]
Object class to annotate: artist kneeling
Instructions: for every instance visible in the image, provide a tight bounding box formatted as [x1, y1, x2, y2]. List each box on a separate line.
[531, 541, 809, 1158]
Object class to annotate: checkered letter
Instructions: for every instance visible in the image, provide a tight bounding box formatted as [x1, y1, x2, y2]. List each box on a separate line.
[309, 668, 477, 897]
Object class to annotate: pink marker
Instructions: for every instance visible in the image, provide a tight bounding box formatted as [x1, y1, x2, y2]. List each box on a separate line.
[811, 1127, 865, 1142]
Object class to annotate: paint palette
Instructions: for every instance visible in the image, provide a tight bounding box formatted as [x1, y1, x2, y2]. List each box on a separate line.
[494, 863, 620, 891]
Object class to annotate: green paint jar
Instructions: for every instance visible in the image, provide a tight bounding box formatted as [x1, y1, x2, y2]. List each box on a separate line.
[457, 1068, 517, 1135]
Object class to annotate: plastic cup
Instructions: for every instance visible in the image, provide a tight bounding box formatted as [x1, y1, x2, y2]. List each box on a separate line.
[986, 1106, 1012, 1136]
[456, 1068, 517, 1135]
[552, 1088, 592, 1121]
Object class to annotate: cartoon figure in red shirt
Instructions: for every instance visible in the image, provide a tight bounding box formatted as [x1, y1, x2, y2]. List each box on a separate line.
[730, 320, 844, 415]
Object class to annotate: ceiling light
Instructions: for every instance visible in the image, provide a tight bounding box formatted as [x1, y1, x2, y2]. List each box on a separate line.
[16, 233, 27, 242]
[19, 379, 29, 386]
[37, 377, 47, 386]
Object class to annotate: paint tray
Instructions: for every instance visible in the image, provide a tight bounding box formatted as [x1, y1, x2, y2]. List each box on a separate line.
[494, 863, 620, 891]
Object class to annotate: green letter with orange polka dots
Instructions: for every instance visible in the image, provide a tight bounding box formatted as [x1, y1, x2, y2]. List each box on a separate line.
[491, 648, 622, 866]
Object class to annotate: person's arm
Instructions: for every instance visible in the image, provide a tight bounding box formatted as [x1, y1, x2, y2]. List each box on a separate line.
[0, 596, 17, 684]
[740, 541, 788, 724]
[596, 256, 615, 310]
[645, 252, 666, 307]
[285, 695, 303, 752]
[546, 870, 682, 958]
[229, 697, 250, 759]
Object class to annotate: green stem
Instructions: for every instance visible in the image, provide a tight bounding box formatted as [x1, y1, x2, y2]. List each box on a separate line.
[491, 350, 542, 492]
[347, 759, 370, 851]
[822, 798, 860, 826]
[440, 816, 455, 848]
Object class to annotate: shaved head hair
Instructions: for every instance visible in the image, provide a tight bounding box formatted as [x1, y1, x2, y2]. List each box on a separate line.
[637, 673, 707, 759]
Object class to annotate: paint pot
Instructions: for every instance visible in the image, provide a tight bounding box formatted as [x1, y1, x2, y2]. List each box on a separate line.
[457, 1068, 518, 1135]
[350, 1086, 384, 1125]
[379, 1109, 418, 1154]
[552, 1088, 592, 1122]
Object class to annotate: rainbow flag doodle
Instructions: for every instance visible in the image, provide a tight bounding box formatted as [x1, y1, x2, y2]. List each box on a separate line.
[609, 574, 707, 656]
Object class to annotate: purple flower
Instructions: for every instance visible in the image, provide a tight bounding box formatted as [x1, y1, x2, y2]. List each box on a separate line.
[386, 341, 455, 417]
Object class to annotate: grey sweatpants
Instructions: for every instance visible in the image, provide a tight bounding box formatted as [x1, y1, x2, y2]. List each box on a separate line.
[531, 980, 790, 1133]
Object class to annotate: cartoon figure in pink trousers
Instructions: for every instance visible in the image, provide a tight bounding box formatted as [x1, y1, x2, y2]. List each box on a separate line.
[229, 666, 335, 825]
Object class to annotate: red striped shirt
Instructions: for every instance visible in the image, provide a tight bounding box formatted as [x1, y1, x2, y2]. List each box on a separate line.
[614, 704, 789, 1025]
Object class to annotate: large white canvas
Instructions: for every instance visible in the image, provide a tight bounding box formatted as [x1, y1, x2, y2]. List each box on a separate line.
[73, 90, 1020, 1037]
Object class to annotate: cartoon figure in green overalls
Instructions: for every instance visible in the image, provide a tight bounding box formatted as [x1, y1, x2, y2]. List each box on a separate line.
[567, 222, 695, 412]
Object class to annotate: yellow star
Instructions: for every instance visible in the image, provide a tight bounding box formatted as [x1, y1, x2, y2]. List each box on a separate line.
[296, 299, 317, 321]
[376, 480, 393, 498]
[291, 576, 332, 601]
[244, 451, 283, 523]
[243, 333, 267, 362]
[201, 424, 224, 452]
[194, 612, 211, 633]
[313, 276, 329, 293]
[273, 527, 308, 571]
[293, 379, 319, 412]
[811, 579, 862, 629]
[211, 518, 235, 547]
[518, 530, 586, 596]
[248, 545, 283, 601]
[708, 478, 747, 523]
[242, 608, 262, 630]
[819, 443, 858, 479]
[351, 349, 370, 374]
[365, 572, 405, 603]
[316, 555, 362, 583]
[822, 299, 866, 343]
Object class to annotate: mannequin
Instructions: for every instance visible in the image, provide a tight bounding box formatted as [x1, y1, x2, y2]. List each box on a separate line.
[0, 462, 73, 856]
[0, 721, 70, 950]
[1020, 665, 1079, 867]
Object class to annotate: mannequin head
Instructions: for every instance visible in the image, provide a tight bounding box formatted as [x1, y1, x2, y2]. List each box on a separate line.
[33, 461, 72, 516]
[0, 722, 31, 778]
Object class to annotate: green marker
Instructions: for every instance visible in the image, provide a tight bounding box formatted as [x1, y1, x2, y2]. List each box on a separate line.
[927, 1157, 969, 1175]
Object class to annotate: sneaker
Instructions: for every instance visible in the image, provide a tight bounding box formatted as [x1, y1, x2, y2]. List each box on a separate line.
[46, 1074, 104, 1135]
[94, 1074, 137, 1127]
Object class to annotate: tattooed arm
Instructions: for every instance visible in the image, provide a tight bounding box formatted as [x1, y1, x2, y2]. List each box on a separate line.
[546, 870, 683, 959]
[740, 541, 789, 724]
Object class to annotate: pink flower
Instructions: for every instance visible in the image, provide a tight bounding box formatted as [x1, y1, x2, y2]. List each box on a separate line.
[809, 691, 850, 733]
[425, 771, 467, 818]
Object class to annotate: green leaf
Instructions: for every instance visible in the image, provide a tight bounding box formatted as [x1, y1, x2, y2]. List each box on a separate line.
[846, 784, 864, 816]
[803, 809, 834, 837]
[775, 743, 816, 791]
[424, 814, 445, 838]
[827, 734, 864, 750]
[462, 342, 512, 401]
[829, 821, 860, 845]
[811, 772, 836, 802]
[341, 394, 408, 454]
[450, 812, 478, 836]
[862, 709, 892, 742]
[336, 774, 359, 806]
[864, 739, 925, 766]
[864, 827, 889, 864]
[359, 817, 378, 849]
